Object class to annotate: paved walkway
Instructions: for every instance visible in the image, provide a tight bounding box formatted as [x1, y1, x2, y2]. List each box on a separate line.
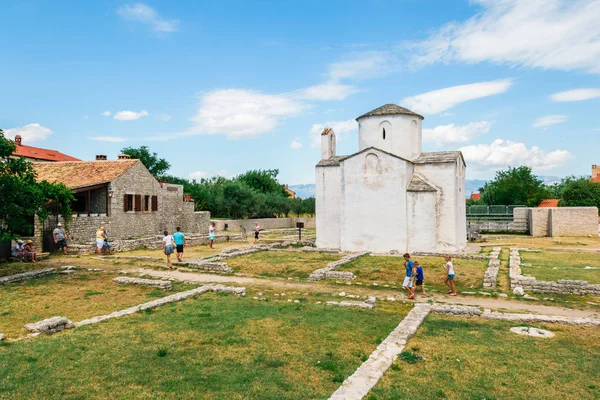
[133, 268, 600, 319]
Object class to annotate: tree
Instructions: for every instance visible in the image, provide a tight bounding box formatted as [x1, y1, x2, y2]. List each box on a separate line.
[560, 178, 600, 209]
[235, 169, 288, 197]
[480, 166, 551, 207]
[121, 146, 171, 177]
[548, 176, 580, 199]
[0, 129, 73, 241]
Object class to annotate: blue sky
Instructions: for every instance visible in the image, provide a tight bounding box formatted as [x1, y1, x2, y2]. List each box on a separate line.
[1, 0, 599, 184]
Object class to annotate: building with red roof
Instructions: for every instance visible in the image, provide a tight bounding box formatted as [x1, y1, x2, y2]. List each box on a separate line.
[470, 192, 481, 201]
[591, 165, 600, 183]
[11, 135, 80, 162]
[538, 199, 560, 208]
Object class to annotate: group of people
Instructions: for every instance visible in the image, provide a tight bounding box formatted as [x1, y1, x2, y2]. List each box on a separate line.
[11, 239, 38, 262]
[401, 253, 457, 299]
[160, 223, 262, 268]
[95, 226, 112, 255]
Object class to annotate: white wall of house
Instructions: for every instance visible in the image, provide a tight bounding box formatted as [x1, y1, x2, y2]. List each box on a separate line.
[315, 164, 342, 249]
[407, 190, 437, 252]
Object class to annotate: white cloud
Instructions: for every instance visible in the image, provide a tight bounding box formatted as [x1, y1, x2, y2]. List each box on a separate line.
[159, 113, 172, 121]
[298, 81, 358, 101]
[550, 88, 600, 102]
[310, 119, 357, 147]
[409, 0, 600, 74]
[401, 79, 513, 114]
[189, 171, 208, 180]
[215, 169, 228, 177]
[114, 110, 149, 121]
[4, 123, 53, 143]
[290, 138, 303, 150]
[424, 121, 491, 147]
[440, 112, 455, 117]
[88, 136, 128, 143]
[459, 139, 571, 172]
[328, 51, 396, 80]
[117, 3, 179, 33]
[83, 115, 89, 119]
[533, 114, 568, 128]
[102, 111, 111, 116]
[186, 89, 306, 139]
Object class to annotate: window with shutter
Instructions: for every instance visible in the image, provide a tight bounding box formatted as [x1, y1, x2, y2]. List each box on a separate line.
[124, 194, 134, 212]
[134, 194, 142, 212]
[151, 195, 158, 211]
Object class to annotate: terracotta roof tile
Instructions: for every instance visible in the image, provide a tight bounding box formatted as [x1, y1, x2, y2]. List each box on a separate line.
[538, 199, 560, 208]
[32, 160, 138, 189]
[356, 104, 424, 121]
[471, 192, 481, 200]
[321, 127, 332, 136]
[13, 143, 80, 162]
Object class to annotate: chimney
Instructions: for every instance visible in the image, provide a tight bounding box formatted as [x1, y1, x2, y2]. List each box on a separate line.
[118, 154, 131, 160]
[96, 155, 107, 161]
[15, 135, 22, 146]
[320, 127, 336, 160]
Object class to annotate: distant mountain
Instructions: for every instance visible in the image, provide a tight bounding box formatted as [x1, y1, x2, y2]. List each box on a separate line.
[291, 176, 563, 200]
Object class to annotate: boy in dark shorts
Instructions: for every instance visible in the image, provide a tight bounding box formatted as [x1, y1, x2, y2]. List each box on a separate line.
[414, 261, 426, 295]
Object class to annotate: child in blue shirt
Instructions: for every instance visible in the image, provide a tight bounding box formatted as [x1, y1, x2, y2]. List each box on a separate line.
[414, 261, 426, 295]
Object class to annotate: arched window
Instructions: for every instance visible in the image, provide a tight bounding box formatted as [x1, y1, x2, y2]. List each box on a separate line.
[382, 128, 386, 140]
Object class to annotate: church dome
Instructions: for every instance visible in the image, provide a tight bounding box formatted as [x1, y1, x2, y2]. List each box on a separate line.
[356, 104, 424, 121]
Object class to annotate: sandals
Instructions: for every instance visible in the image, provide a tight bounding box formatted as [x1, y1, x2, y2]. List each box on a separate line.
[449, 293, 457, 296]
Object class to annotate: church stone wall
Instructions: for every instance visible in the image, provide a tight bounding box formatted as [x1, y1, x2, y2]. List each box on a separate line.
[339, 150, 410, 253]
[316, 165, 342, 249]
[407, 191, 437, 252]
[358, 114, 422, 161]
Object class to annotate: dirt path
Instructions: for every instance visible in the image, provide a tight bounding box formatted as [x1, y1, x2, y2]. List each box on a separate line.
[133, 268, 600, 319]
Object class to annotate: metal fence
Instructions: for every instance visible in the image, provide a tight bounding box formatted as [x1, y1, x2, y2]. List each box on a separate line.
[466, 205, 526, 217]
[466, 205, 528, 233]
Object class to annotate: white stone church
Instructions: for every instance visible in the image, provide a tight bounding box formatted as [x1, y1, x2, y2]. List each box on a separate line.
[315, 104, 467, 253]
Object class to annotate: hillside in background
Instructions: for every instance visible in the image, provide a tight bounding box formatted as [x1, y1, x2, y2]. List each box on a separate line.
[291, 176, 562, 200]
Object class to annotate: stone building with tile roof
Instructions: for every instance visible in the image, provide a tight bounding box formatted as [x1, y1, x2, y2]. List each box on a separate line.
[316, 104, 466, 253]
[30, 158, 210, 253]
[11, 135, 80, 162]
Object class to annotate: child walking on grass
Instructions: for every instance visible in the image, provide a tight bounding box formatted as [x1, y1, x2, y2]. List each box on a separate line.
[415, 261, 426, 295]
[445, 256, 457, 296]
[402, 253, 415, 300]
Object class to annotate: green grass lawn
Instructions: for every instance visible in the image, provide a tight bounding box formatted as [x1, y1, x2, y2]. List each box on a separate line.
[369, 315, 600, 400]
[521, 250, 600, 284]
[338, 255, 488, 292]
[0, 262, 51, 277]
[226, 251, 342, 279]
[0, 272, 193, 339]
[0, 294, 409, 399]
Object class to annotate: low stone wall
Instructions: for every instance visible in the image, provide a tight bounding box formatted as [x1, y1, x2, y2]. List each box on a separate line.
[75, 284, 246, 327]
[432, 304, 600, 326]
[0, 268, 56, 284]
[113, 276, 172, 290]
[326, 296, 376, 309]
[67, 233, 244, 255]
[482, 247, 501, 288]
[309, 252, 369, 281]
[528, 207, 599, 237]
[211, 217, 315, 232]
[510, 248, 600, 296]
[24, 316, 74, 334]
[178, 259, 233, 273]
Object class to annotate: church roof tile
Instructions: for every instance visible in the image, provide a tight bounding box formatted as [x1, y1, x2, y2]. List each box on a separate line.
[356, 104, 424, 121]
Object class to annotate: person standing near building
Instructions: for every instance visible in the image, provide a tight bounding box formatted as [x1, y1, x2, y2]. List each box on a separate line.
[173, 227, 185, 262]
[53, 222, 68, 255]
[103, 226, 113, 255]
[95, 226, 107, 255]
[254, 223, 260, 243]
[208, 223, 216, 249]
[162, 230, 175, 269]
[402, 253, 415, 300]
[414, 261, 426, 295]
[240, 224, 247, 242]
[445, 256, 457, 296]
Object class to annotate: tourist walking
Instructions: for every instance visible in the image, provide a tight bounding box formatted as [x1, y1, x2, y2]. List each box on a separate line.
[24, 240, 37, 262]
[402, 253, 415, 300]
[254, 223, 260, 243]
[240, 224, 247, 241]
[208, 223, 216, 249]
[95, 226, 107, 255]
[53, 222, 68, 255]
[162, 231, 175, 268]
[173, 227, 185, 262]
[445, 256, 457, 296]
[415, 261, 426, 295]
[103, 227, 113, 255]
